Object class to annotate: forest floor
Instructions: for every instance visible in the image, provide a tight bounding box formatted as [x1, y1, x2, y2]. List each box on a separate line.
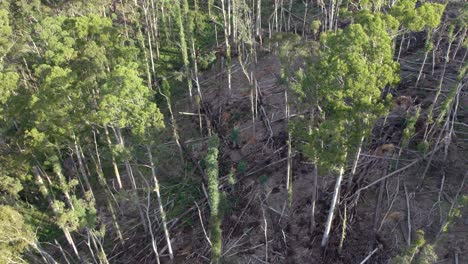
[151, 4, 468, 264]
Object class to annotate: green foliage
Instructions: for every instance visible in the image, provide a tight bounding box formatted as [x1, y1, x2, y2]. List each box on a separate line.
[227, 167, 236, 185]
[299, 12, 399, 171]
[0, 70, 19, 120]
[258, 174, 268, 185]
[392, 230, 438, 264]
[402, 107, 420, 148]
[229, 127, 240, 145]
[310, 20, 321, 35]
[415, 244, 437, 264]
[98, 64, 164, 136]
[0, 205, 36, 263]
[390, 0, 445, 31]
[53, 193, 96, 232]
[441, 195, 467, 233]
[0, 9, 12, 58]
[417, 140, 429, 154]
[237, 160, 248, 174]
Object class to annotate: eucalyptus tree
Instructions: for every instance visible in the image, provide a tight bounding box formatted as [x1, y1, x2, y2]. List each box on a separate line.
[0, 205, 52, 263]
[390, 0, 445, 62]
[299, 11, 400, 247]
[5, 12, 165, 259]
[413, 3, 445, 86]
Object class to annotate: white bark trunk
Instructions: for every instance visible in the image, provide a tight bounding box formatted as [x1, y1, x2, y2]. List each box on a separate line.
[147, 146, 174, 260]
[321, 162, 346, 247]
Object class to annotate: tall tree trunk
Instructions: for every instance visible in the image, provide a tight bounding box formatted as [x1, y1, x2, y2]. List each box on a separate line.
[302, 0, 309, 37]
[256, 0, 262, 45]
[34, 166, 81, 259]
[321, 157, 346, 247]
[346, 135, 364, 190]
[221, 0, 232, 95]
[104, 126, 123, 189]
[328, 0, 335, 30]
[91, 131, 125, 244]
[310, 163, 318, 232]
[287, 0, 293, 31]
[73, 135, 92, 193]
[147, 146, 174, 260]
[113, 127, 149, 233]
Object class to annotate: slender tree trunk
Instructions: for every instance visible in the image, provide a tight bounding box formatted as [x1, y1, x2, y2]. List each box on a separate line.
[346, 135, 364, 190]
[415, 51, 429, 87]
[113, 127, 149, 233]
[73, 136, 92, 193]
[287, 0, 293, 31]
[452, 28, 466, 60]
[321, 156, 346, 247]
[310, 163, 318, 232]
[160, 82, 185, 161]
[286, 132, 293, 206]
[285, 89, 293, 206]
[91, 131, 125, 244]
[302, 0, 308, 37]
[328, 0, 335, 30]
[221, 0, 232, 95]
[63, 227, 80, 259]
[34, 167, 81, 259]
[146, 146, 174, 260]
[142, 1, 156, 75]
[149, 0, 160, 59]
[397, 34, 405, 62]
[104, 126, 123, 189]
[255, 0, 262, 45]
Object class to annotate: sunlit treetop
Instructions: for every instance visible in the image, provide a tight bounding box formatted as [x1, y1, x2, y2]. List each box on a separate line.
[390, 0, 445, 31]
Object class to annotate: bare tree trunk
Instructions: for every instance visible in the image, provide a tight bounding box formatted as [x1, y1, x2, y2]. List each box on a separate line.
[397, 34, 405, 62]
[256, 0, 262, 45]
[73, 136, 92, 193]
[287, 0, 293, 31]
[142, 1, 156, 74]
[149, 0, 160, 59]
[91, 131, 125, 244]
[221, 0, 232, 95]
[302, 0, 309, 37]
[285, 90, 293, 206]
[113, 127, 149, 233]
[63, 227, 80, 259]
[328, 0, 335, 30]
[452, 28, 466, 60]
[346, 135, 364, 190]
[310, 163, 318, 232]
[159, 86, 185, 161]
[321, 158, 346, 247]
[34, 167, 81, 259]
[104, 126, 123, 189]
[146, 146, 174, 260]
[415, 50, 429, 87]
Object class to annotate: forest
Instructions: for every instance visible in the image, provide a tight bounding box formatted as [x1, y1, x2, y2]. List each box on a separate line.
[0, 0, 466, 263]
